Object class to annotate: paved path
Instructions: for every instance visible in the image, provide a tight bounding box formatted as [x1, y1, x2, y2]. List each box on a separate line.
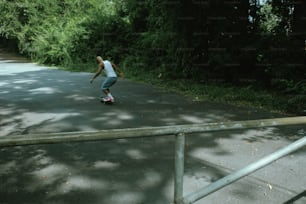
[0, 51, 305, 204]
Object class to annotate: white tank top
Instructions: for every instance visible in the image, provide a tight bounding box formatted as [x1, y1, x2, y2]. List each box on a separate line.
[103, 60, 117, 77]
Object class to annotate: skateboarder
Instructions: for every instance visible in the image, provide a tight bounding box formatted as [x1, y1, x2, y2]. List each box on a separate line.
[90, 56, 123, 103]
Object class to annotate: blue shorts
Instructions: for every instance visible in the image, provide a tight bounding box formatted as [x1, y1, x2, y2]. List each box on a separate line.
[101, 77, 117, 90]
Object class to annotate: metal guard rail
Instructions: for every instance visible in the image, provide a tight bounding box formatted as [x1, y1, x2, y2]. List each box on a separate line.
[0, 116, 305, 147]
[1, 116, 306, 204]
[177, 134, 306, 204]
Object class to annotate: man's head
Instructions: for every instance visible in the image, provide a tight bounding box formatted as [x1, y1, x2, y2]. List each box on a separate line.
[96, 56, 103, 63]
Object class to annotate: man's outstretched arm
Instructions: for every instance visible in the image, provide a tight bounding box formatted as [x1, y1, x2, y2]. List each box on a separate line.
[90, 63, 103, 83]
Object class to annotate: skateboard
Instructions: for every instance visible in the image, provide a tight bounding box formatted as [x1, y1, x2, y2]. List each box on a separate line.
[99, 97, 114, 105]
[101, 100, 114, 105]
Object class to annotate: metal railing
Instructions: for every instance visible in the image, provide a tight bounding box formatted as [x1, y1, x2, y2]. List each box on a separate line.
[1, 116, 306, 204]
[175, 134, 306, 204]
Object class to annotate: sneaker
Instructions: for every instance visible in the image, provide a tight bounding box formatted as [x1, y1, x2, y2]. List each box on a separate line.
[99, 96, 108, 101]
[102, 97, 110, 101]
[109, 97, 115, 103]
[103, 97, 114, 103]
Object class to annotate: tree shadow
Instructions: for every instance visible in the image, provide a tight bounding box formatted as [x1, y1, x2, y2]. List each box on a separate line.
[1, 56, 305, 203]
[0, 137, 176, 204]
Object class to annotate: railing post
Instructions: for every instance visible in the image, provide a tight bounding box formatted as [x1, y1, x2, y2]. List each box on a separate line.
[174, 133, 185, 204]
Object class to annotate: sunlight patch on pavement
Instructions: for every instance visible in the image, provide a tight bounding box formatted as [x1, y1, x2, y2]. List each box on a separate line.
[93, 110, 134, 126]
[0, 107, 24, 136]
[146, 99, 157, 103]
[118, 112, 134, 120]
[126, 149, 147, 160]
[161, 118, 178, 126]
[26, 152, 71, 193]
[17, 149, 108, 196]
[93, 160, 120, 170]
[180, 115, 205, 123]
[65, 94, 96, 102]
[20, 112, 80, 127]
[0, 112, 80, 136]
[36, 122, 95, 133]
[58, 176, 107, 194]
[105, 191, 145, 204]
[0, 107, 19, 116]
[233, 127, 279, 143]
[180, 114, 215, 123]
[29, 87, 61, 95]
[137, 171, 162, 188]
[13, 85, 22, 90]
[0, 81, 9, 87]
[0, 124, 19, 137]
[188, 128, 287, 170]
[189, 147, 210, 161]
[0, 160, 17, 174]
[0, 63, 48, 76]
[32, 163, 69, 186]
[13, 79, 37, 84]
[179, 113, 233, 124]
[27, 151, 52, 166]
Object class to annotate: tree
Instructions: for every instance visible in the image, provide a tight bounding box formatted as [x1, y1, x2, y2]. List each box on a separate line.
[259, 3, 282, 34]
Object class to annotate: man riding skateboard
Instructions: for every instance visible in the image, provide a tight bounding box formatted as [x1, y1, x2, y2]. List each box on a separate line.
[90, 55, 123, 103]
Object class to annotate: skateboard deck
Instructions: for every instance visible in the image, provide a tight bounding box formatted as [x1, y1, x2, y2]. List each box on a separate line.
[101, 100, 114, 105]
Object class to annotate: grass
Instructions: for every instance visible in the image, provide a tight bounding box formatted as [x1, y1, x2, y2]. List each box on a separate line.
[123, 68, 300, 115]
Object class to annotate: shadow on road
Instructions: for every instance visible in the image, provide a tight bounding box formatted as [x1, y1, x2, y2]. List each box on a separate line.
[1, 53, 305, 204]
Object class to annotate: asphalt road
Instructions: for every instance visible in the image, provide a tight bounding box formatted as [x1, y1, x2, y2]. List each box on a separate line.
[0, 50, 305, 204]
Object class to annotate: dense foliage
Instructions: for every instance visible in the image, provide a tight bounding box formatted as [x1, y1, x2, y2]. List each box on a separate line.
[0, 0, 129, 66]
[0, 0, 305, 112]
